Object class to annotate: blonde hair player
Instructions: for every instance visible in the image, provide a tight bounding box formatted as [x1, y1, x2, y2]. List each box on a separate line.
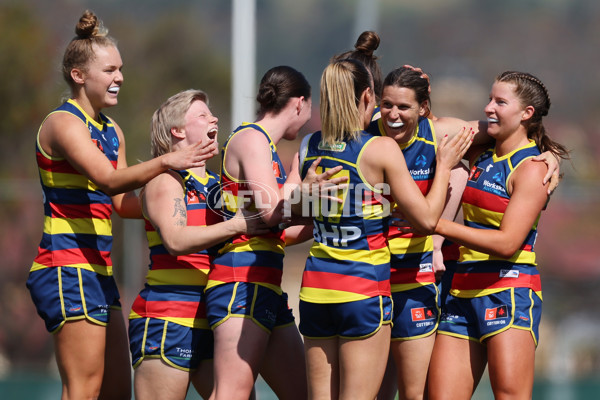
[26, 11, 214, 399]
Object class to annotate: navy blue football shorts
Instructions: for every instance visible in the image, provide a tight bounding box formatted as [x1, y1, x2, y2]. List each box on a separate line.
[299, 295, 393, 339]
[205, 282, 295, 332]
[129, 317, 214, 371]
[390, 284, 439, 340]
[26, 266, 121, 333]
[438, 287, 542, 345]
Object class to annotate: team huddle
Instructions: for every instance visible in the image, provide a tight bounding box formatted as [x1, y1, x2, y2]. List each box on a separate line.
[27, 10, 569, 400]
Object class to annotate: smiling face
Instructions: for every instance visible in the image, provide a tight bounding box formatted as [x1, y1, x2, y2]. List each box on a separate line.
[181, 99, 219, 156]
[379, 85, 427, 143]
[484, 81, 529, 140]
[78, 44, 123, 110]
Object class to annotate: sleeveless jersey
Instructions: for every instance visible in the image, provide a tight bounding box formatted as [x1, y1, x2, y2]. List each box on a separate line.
[298, 131, 391, 304]
[129, 169, 222, 328]
[367, 116, 438, 291]
[208, 123, 287, 294]
[452, 140, 543, 298]
[31, 99, 119, 276]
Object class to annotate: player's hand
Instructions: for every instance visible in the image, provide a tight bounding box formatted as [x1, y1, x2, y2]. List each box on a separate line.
[163, 139, 217, 170]
[532, 151, 561, 195]
[301, 157, 349, 203]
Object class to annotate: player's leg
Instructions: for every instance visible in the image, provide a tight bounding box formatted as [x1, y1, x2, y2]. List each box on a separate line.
[190, 359, 214, 399]
[389, 285, 439, 400]
[54, 319, 108, 400]
[376, 352, 398, 400]
[391, 333, 436, 400]
[304, 337, 340, 400]
[260, 324, 307, 400]
[211, 317, 270, 400]
[99, 308, 132, 400]
[135, 358, 191, 400]
[427, 334, 487, 400]
[487, 328, 535, 400]
[339, 324, 391, 400]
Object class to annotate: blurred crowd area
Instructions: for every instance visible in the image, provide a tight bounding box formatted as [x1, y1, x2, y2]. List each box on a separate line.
[1, 0, 599, 386]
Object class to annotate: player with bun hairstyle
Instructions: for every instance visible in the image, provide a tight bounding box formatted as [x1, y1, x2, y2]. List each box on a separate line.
[332, 31, 434, 121]
[295, 58, 473, 400]
[333, 30, 383, 104]
[427, 71, 569, 399]
[26, 11, 214, 399]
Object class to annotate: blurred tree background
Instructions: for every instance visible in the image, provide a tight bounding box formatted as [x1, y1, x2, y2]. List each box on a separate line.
[1, 0, 599, 396]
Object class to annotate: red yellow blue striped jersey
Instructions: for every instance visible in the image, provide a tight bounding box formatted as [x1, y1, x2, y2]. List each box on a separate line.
[298, 131, 391, 304]
[367, 116, 438, 291]
[130, 169, 222, 328]
[208, 123, 287, 294]
[31, 99, 119, 276]
[452, 140, 543, 298]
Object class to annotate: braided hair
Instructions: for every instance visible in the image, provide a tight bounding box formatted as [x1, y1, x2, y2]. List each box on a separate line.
[496, 71, 569, 161]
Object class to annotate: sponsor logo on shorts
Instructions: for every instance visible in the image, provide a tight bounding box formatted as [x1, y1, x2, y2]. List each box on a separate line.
[412, 307, 436, 328]
[176, 347, 195, 360]
[263, 309, 276, 324]
[499, 269, 519, 278]
[233, 296, 248, 310]
[383, 303, 392, 318]
[485, 305, 508, 326]
[411, 307, 436, 322]
[419, 263, 433, 273]
[147, 341, 159, 351]
[441, 312, 459, 322]
[516, 310, 530, 323]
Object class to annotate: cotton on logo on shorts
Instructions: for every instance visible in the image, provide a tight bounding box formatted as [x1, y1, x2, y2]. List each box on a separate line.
[411, 307, 436, 322]
[485, 305, 508, 321]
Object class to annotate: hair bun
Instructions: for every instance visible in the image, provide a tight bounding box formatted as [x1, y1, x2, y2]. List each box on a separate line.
[75, 10, 106, 38]
[256, 83, 278, 109]
[354, 31, 380, 58]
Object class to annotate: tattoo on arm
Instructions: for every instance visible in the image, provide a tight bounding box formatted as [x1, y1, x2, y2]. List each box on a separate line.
[172, 198, 187, 226]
